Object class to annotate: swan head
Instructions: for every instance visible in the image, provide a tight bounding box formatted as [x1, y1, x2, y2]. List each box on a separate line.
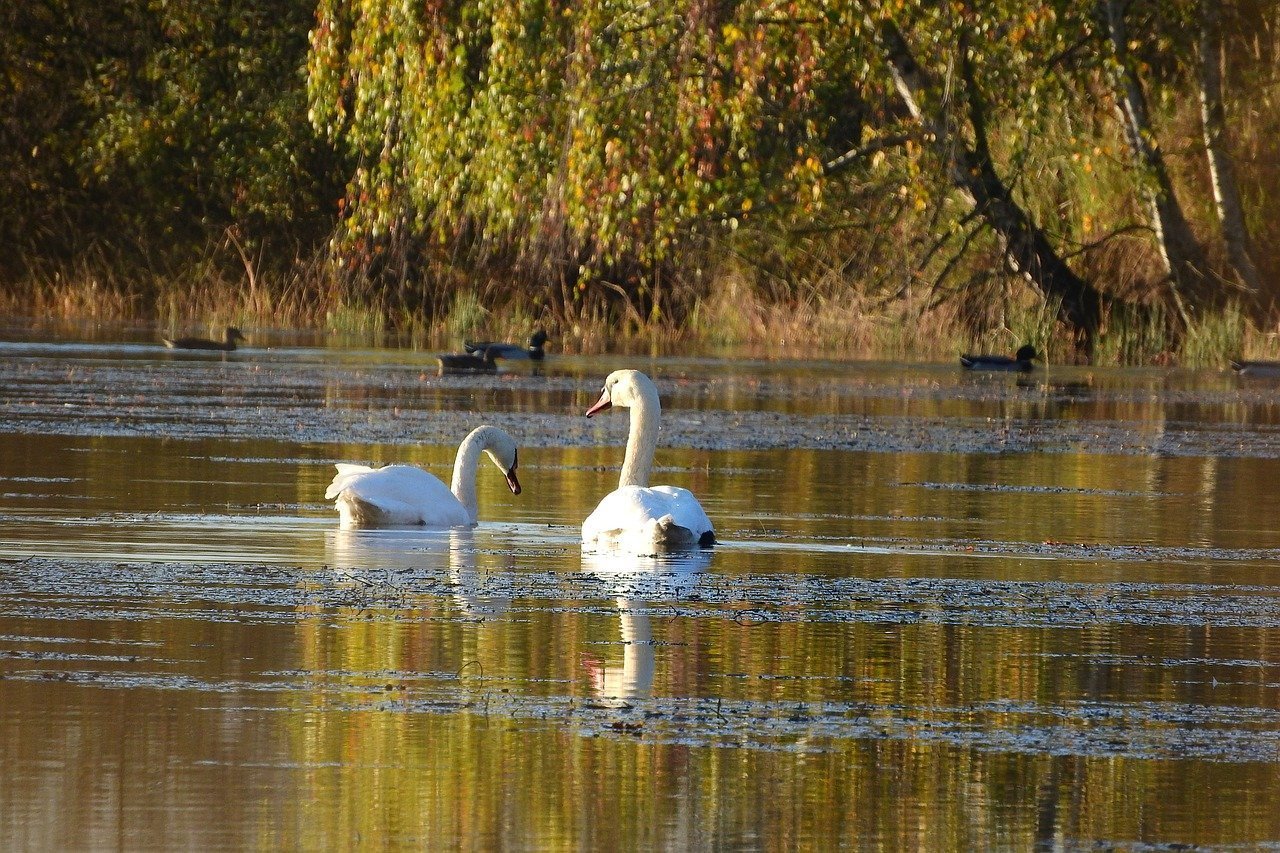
[480, 429, 522, 495]
[226, 327, 246, 343]
[530, 329, 550, 348]
[586, 369, 655, 417]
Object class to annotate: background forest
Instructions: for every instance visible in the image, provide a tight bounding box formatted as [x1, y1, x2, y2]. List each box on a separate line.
[2, 0, 1278, 362]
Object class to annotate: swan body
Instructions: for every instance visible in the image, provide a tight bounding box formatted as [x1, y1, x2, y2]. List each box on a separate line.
[582, 369, 714, 555]
[583, 485, 714, 553]
[326, 425, 520, 528]
[465, 330, 549, 361]
[960, 344, 1038, 372]
[163, 326, 245, 351]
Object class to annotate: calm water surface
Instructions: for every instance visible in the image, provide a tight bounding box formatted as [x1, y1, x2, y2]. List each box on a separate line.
[1, 335, 1279, 849]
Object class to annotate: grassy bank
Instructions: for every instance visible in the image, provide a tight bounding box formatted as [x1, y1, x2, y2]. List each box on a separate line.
[4, 262, 1276, 367]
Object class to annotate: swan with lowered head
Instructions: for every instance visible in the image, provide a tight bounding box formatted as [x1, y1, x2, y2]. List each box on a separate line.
[582, 369, 714, 554]
[325, 425, 521, 528]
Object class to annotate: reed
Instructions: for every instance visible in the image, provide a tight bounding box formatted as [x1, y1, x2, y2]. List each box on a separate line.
[1, 241, 1269, 368]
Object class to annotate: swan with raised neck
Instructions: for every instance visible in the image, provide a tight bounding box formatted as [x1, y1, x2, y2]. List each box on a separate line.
[326, 425, 521, 528]
[587, 369, 661, 488]
[583, 370, 714, 553]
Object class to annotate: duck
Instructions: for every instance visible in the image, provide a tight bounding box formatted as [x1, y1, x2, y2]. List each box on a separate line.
[437, 347, 501, 373]
[162, 326, 245, 351]
[325, 425, 521, 528]
[582, 369, 714, 554]
[960, 344, 1038, 372]
[1230, 359, 1280, 377]
[464, 330, 550, 361]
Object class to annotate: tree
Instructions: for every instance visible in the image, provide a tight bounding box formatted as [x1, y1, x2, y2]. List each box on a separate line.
[1, 0, 340, 280]
[1098, 0, 1213, 321]
[1197, 0, 1261, 297]
[861, 9, 1105, 349]
[308, 0, 850, 313]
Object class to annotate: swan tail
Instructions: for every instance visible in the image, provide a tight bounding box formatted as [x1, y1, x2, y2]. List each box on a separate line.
[651, 515, 715, 551]
[334, 492, 397, 529]
[325, 464, 373, 500]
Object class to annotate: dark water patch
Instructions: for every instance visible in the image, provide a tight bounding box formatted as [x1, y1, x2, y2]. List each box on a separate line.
[8, 403, 1280, 459]
[8, 354, 1280, 458]
[899, 481, 1171, 498]
[4, 557, 1280, 631]
[4, 660, 1276, 763]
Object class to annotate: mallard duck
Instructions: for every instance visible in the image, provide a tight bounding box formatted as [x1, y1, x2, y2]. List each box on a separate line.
[437, 347, 500, 373]
[162, 326, 245, 351]
[464, 329, 549, 361]
[1230, 359, 1280, 377]
[960, 344, 1038, 372]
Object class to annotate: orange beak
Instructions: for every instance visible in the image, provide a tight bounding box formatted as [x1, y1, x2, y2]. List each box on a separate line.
[585, 387, 612, 418]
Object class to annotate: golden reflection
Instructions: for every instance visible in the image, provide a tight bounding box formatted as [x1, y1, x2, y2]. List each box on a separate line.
[579, 550, 711, 705]
[325, 527, 510, 618]
[587, 598, 654, 704]
[6, 355, 1280, 847]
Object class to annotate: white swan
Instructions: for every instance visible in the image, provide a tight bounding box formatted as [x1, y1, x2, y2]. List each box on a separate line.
[582, 369, 714, 554]
[325, 425, 521, 528]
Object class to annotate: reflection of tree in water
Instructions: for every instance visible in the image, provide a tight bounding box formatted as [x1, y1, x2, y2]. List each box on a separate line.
[580, 550, 710, 706]
[324, 527, 510, 618]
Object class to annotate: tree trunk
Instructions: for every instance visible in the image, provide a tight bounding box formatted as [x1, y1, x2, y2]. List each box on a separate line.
[1101, 0, 1213, 313]
[1198, 0, 1261, 297]
[872, 19, 1103, 351]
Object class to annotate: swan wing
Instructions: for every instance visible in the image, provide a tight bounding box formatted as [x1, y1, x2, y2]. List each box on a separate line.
[325, 463, 375, 499]
[583, 485, 714, 554]
[648, 486, 714, 539]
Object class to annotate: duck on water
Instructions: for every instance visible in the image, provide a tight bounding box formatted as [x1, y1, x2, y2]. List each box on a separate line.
[464, 330, 550, 361]
[437, 347, 501, 373]
[1231, 359, 1280, 377]
[162, 326, 246, 351]
[960, 344, 1038, 372]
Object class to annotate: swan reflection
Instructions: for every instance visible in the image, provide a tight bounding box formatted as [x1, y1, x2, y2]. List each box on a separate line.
[580, 549, 710, 704]
[325, 528, 510, 618]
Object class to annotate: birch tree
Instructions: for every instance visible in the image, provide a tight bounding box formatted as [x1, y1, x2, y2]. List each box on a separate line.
[1197, 0, 1261, 296]
[1099, 0, 1213, 318]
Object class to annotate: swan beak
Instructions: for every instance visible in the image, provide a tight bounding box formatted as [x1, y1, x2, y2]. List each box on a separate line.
[505, 469, 522, 495]
[585, 388, 612, 417]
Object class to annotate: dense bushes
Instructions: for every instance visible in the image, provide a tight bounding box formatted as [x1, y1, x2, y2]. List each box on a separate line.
[3, 1, 1279, 360]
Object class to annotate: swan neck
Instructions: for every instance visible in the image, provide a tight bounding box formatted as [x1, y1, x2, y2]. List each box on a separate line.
[619, 382, 660, 488]
[451, 431, 485, 523]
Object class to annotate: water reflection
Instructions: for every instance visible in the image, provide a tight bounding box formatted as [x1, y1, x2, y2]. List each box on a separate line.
[326, 527, 511, 618]
[3, 338, 1280, 848]
[587, 599, 655, 704]
[580, 551, 711, 705]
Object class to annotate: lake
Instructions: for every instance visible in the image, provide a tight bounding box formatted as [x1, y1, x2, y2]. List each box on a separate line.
[1, 334, 1278, 848]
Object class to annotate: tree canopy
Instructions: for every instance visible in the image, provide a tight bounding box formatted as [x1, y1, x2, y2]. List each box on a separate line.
[3, 0, 1278, 352]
